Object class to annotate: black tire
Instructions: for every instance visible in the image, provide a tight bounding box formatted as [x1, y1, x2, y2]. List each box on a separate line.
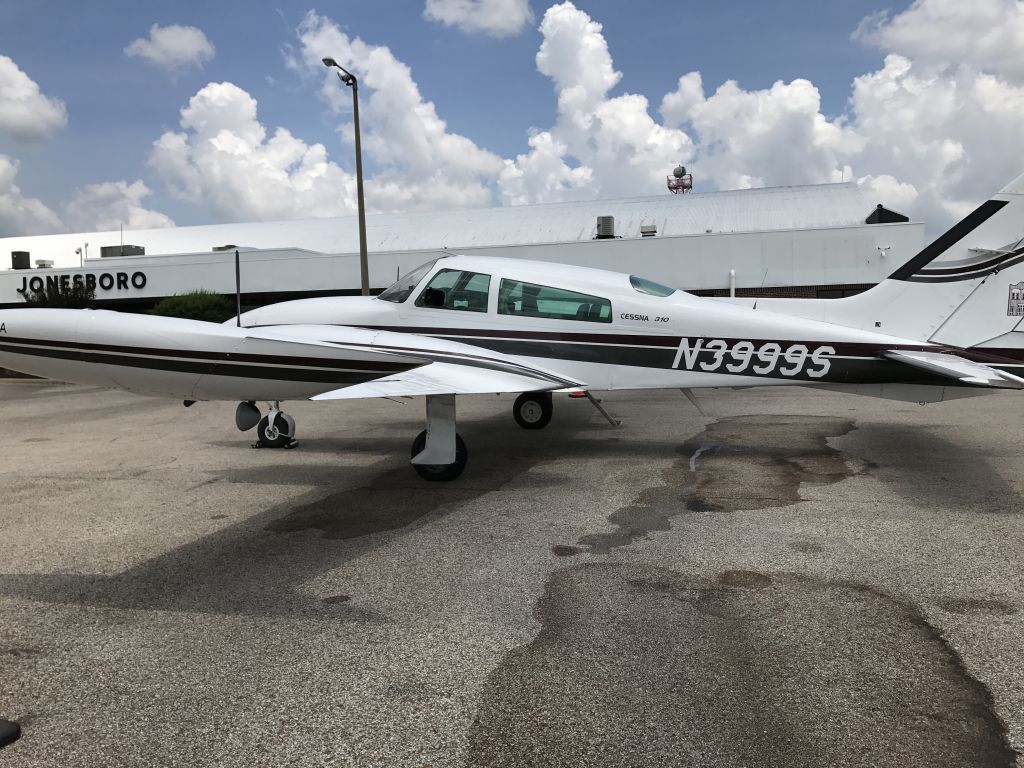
[410, 430, 468, 481]
[513, 392, 553, 430]
[0, 719, 20, 749]
[257, 413, 293, 448]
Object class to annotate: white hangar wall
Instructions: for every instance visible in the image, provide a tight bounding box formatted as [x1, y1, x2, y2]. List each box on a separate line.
[0, 182, 924, 308]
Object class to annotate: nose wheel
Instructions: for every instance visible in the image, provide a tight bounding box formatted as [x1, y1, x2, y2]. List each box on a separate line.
[257, 411, 296, 448]
[236, 401, 296, 448]
[513, 392, 552, 429]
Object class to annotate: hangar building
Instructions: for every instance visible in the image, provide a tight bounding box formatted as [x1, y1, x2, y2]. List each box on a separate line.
[0, 181, 922, 311]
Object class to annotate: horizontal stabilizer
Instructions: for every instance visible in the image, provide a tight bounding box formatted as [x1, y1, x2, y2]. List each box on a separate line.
[883, 350, 1024, 389]
[311, 361, 583, 401]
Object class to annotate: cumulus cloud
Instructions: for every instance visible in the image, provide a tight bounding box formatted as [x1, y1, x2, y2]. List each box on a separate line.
[125, 24, 215, 71]
[848, 51, 1024, 225]
[0, 154, 63, 236]
[660, 73, 862, 190]
[497, 0, 1024, 231]
[64, 180, 174, 232]
[289, 11, 504, 212]
[424, 0, 533, 37]
[0, 55, 67, 142]
[499, 131, 592, 205]
[499, 2, 691, 204]
[854, 0, 1024, 82]
[148, 81, 358, 223]
[0, 153, 174, 236]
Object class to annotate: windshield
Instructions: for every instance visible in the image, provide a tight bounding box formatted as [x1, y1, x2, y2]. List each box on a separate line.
[377, 260, 438, 303]
[629, 275, 676, 297]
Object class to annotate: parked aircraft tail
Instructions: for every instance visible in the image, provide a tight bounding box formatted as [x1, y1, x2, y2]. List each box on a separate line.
[754, 171, 1024, 353]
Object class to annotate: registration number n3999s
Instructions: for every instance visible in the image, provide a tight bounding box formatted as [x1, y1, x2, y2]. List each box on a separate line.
[671, 338, 834, 378]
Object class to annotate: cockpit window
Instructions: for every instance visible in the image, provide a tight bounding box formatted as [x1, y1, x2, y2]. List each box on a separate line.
[377, 260, 438, 303]
[630, 275, 676, 297]
[498, 279, 612, 323]
[414, 269, 491, 312]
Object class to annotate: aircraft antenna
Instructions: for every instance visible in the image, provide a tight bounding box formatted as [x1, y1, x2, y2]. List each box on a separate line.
[235, 249, 242, 327]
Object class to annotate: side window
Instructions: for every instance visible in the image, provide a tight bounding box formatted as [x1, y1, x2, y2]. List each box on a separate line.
[414, 269, 491, 312]
[498, 279, 612, 323]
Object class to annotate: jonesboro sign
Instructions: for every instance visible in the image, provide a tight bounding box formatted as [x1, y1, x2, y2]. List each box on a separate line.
[16, 270, 147, 295]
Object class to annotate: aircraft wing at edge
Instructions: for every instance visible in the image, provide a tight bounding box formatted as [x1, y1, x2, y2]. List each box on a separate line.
[310, 360, 582, 400]
[882, 350, 1024, 389]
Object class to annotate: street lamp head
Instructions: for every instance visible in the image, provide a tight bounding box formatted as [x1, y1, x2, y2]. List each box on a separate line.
[322, 57, 338, 68]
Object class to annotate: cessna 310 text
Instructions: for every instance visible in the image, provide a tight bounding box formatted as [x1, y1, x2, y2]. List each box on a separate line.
[2, 172, 1024, 480]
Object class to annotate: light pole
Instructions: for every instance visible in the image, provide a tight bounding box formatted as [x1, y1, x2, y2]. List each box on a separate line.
[322, 56, 369, 296]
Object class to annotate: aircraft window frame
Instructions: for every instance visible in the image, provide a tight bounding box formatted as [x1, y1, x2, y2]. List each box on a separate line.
[498, 279, 612, 323]
[629, 275, 677, 297]
[377, 260, 439, 304]
[414, 268, 492, 313]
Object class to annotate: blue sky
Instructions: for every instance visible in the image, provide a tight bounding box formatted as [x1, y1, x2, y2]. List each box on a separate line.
[1, 0, 1022, 236]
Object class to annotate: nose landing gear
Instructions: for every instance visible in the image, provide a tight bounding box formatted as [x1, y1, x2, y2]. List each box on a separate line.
[236, 401, 297, 448]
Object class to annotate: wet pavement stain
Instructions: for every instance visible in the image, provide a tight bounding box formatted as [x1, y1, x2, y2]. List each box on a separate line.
[936, 597, 1018, 616]
[464, 563, 1017, 768]
[551, 545, 582, 557]
[322, 594, 351, 604]
[579, 415, 857, 553]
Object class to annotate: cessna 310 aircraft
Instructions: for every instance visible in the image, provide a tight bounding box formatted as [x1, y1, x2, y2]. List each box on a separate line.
[2, 171, 1024, 480]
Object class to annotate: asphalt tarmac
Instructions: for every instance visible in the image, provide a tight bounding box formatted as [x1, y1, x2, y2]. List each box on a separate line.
[0, 380, 1022, 767]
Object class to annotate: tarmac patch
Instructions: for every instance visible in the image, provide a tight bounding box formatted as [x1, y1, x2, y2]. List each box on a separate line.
[465, 563, 1016, 768]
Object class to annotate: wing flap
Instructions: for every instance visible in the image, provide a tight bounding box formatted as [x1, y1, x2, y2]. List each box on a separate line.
[883, 349, 1024, 389]
[311, 361, 579, 401]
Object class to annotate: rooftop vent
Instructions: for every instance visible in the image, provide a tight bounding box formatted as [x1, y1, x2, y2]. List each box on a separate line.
[640, 224, 657, 238]
[595, 215, 616, 239]
[865, 204, 909, 224]
[100, 244, 145, 258]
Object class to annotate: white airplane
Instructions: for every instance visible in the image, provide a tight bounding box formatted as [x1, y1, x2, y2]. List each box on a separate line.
[2, 171, 1024, 480]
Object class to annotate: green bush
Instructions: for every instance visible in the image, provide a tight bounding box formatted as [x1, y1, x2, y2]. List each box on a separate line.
[24, 281, 95, 308]
[151, 290, 236, 323]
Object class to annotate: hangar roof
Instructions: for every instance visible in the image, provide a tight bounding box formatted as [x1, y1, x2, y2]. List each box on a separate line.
[0, 182, 900, 267]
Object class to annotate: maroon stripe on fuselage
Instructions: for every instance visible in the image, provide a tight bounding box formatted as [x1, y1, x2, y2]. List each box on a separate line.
[357, 325, 940, 358]
[0, 335, 412, 372]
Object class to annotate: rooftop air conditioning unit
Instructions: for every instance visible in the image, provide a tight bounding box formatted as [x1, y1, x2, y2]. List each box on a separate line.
[640, 224, 657, 238]
[595, 215, 615, 239]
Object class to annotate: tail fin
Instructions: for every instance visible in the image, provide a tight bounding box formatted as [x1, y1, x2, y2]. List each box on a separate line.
[812, 171, 1024, 349]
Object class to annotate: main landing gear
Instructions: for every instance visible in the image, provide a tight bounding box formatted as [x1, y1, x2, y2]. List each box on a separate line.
[410, 394, 468, 481]
[235, 401, 296, 448]
[513, 392, 553, 429]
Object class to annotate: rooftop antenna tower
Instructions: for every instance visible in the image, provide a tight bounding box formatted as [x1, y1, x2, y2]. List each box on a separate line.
[667, 164, 693, 194]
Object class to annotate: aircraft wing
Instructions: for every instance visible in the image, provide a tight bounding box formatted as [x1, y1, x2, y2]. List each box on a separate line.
[311, 361, 579, 400]
[883, 350, 1024, 389]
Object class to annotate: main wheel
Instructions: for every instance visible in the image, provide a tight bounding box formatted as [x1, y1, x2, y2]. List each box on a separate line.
[513, 392, 553, 430]
[257, 413, 294, 448]
[410, 430, 468, 481]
